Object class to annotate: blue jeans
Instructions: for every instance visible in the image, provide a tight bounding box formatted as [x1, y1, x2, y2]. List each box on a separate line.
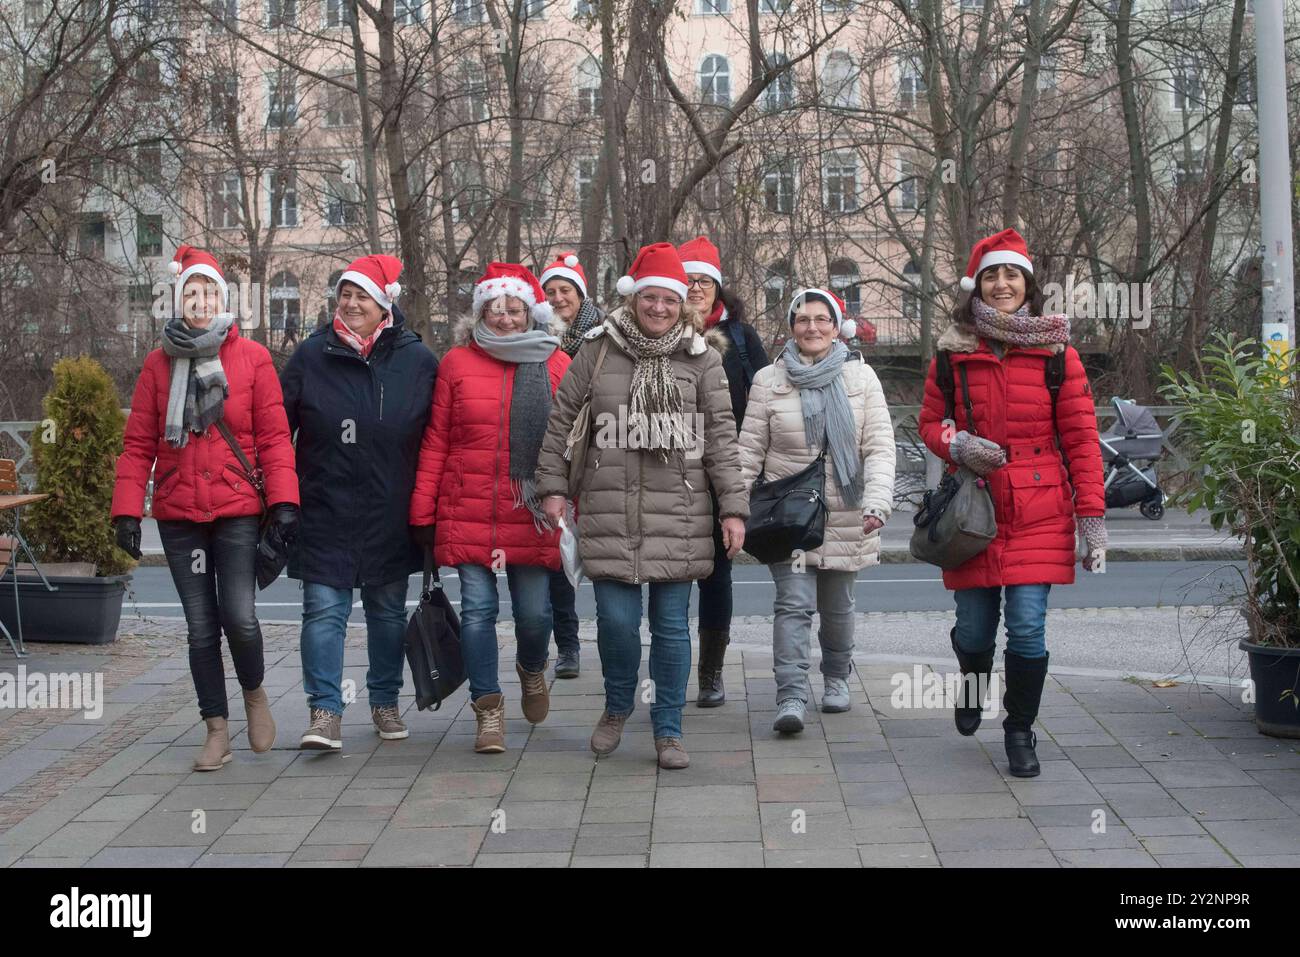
[457, 563, 553, 701]
[953, 585, 1051, 659]
[301, 576, 409, 714]
[592, 579, 693, 739]
[549, 568, 580, 656]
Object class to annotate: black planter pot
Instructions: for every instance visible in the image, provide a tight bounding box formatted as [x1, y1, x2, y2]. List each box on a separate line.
[1239, 639, 1300, 739]
[0, 573, 129, 646]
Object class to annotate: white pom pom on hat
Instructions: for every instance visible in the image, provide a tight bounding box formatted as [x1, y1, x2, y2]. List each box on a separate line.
[959, 275, 976, 292]
[564, 254, 580, 268]
[616, 274, 636, 296]
[840, 319, 857, 340]
[385, 282, 401, 301]
[168, 260, 182, 275]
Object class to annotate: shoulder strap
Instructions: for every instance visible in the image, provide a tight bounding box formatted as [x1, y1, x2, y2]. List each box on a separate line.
[422, 548, 441, 594]
[584, 338, 611, 402]
[724, 318, 755, 386]
[935, 350, 956, 423]
[957, 363, 978, 438]
[214, 420, 267, 509]
[1045, 350, 1067, 460]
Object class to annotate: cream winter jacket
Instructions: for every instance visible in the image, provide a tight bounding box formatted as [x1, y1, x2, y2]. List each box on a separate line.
[738, 352, 896, 571]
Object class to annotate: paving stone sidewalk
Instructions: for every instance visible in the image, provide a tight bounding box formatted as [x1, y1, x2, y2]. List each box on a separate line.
[1, 617, 1298, 868]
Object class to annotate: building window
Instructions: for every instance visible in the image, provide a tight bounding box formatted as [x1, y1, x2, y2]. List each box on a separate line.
[829, 258, 860, 315]
[822, 152, 858, 214]
[521, 173, 551, 222]
[78, 213, 107, 258]
[762, 52, 795, 111]
[136, 57, 161, 102]
[136, 214, 163, 258]
[267, 72, 298, 128]
[574, 0, 595, 14]
[898, 54, 925, 108]
[137, 142, 162, 185]
[453, 0, 485, 24]
[209, 77, 238, 131]
[1037, 52, 1058, 92]
[521, 0, 544, 18]
[896, 157, 925, 211]
[24, 0, 45, 29]
[822, 0, 853, 11]
[576, 156, 598, 208]
[1174, 150, 1204, 190]
[699, 55, 731, 106]
[1170, 0, 1200, 13]
[395, 0, 423, 24]
[324, 0, 354, 28]
[760, 0, 790, 11]
[270, 169, 299, 227]
[902, 260, 921, 322]
[267, 0, 297, 28]
[461, 62, 488, 121]
[212, 172, 241, 228]
[208, 0, 238, 30]
[1172, 56, 1203, 112]
[324, 162, 361, 226]
[822, 51, 857, 108]
[697, 0, 729, 13]
[763, 158, 795, 214]
[270, 271, 301, 333]
[764, 260, 791, 317]
[324, 75, 357, 128]
[1234, 62, 1255, 107]
[576, 57, 603, 116]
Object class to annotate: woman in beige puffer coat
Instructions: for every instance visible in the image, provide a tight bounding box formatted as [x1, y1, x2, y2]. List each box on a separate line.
[738, 288, 896, 734]
[537, 242, 748, 771]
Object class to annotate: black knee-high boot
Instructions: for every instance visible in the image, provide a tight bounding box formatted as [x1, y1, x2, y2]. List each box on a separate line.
[951, 628, 995, 736]
[1002, 650, 1049, 778]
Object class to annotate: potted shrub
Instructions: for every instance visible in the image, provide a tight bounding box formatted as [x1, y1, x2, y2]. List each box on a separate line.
[0, 357, 132, 644]
[1161, 335, 1300, 737]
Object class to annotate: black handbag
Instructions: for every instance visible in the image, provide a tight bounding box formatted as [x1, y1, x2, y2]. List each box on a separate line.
[404, 551, 467, 711]
[214, 420, 285, 590]
[743, 450, 828, 565]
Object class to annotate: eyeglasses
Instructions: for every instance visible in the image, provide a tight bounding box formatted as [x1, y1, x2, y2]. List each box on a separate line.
[488, 307, 528, 319]
[637, 293, 682, 310]
[686, 277, 716, 290]
[792, 315, 835, 328]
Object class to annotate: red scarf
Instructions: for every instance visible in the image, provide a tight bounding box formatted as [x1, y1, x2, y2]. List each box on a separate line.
[333, 309, 392, 358]
[704, 300, 726, 329]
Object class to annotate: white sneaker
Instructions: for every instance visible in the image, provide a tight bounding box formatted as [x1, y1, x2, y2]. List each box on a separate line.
[822, 676, 852, 713]
[773, 698, 806, 734]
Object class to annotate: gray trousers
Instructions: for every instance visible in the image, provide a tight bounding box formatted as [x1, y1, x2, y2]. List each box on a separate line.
[769, 564, 857, 703]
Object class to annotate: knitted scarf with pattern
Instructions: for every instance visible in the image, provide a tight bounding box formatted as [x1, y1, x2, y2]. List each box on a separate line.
[608, 307, 688, 461]
[971, 297, 1070, 347]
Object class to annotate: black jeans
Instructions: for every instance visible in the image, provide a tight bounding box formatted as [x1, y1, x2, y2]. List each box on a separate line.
[549, 568, 580, 656]
[157, 516, 265, 720]
[696, 493, 733, 632]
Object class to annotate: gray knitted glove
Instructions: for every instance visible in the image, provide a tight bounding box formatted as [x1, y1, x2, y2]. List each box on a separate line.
[1079, 516, 1107, 570]
[949, 430, 1006, 477]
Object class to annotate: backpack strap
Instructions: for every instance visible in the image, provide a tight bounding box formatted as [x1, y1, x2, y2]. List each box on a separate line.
[724, 315, 755, 390]
[935, 350, 956, 423]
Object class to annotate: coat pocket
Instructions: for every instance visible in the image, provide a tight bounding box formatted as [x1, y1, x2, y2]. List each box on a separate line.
[1006, 466, 1066, 529]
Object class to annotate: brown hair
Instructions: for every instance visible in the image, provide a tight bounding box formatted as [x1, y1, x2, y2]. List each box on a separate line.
[621, 294, 706, 334]
[950, 264, 1046, 327]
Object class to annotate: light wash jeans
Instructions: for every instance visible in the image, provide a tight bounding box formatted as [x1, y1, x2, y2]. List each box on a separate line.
[300, 577, 408, 715]
[769, 564, 856, 704]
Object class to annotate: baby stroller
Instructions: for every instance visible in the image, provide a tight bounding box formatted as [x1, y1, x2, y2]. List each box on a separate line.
[1099, 397, 1166, 520]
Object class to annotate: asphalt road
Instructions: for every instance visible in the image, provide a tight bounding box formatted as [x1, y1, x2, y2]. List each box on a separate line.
[124, 560, 1245, 623]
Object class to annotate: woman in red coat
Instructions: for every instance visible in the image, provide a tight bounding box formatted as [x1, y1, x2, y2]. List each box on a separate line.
[111, 245, 299, 772]
[919, 229, 1106, 778]
[410, 263, 571, 754]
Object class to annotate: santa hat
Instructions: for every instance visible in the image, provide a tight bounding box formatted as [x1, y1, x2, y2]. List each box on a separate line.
[788, 288, 857, 340]
[676, 235, 722, 286]
[616, 242, 689, 300]
[336, 254, 403, 312]
[539, 251, 588, 300]
[472, 262, 554, 329]
[169, 244, 228, 315]
[959, 228, 1033, 292]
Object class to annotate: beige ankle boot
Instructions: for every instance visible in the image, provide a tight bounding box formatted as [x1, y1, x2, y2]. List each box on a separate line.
[194, 717, 232, 771]
[243, 686, 276, 753]
[471, 693, 506, 754]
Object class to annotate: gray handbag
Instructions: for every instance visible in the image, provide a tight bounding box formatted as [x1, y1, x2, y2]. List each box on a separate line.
[909, 357, 997, 569]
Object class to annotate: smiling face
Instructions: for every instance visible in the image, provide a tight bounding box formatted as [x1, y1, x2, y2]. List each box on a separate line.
[791, 299, 836, 357]
[543, 279, 581, 324]
[634, 286, 684, 338]
[481, 295, 530, 335]
[337, 281, 386, 338]
[978, 264, 1028, 314]
[686, 272, 718, 314]
[180, 276, 223, 329]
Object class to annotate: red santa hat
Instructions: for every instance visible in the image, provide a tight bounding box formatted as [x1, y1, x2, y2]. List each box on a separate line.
[960, 228, 1033, 292]
[539, 251, 588, 300]
[788, 288, 856, 340]
[169, 244, 228, 315]
[473, 262, 554, 328]
[336, 254, 403, 312]
[676, 235, 723, 286]
[615, 242, 689, 300]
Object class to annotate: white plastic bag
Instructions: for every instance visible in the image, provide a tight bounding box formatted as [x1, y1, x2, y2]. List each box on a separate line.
[558, 515, 584, 588]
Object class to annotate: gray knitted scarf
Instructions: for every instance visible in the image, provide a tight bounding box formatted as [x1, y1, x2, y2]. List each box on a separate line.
[473, 319, 561, 529]
[161, 314, 234, 448]
[781, 337, 864, 508]
[608, 307, 688, 462]
[559, 299, 603, 357]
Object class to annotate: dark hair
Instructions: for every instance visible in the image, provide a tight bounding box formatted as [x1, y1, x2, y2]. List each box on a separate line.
[717, 284, 747, 326]
[950, 264, 1045, 326]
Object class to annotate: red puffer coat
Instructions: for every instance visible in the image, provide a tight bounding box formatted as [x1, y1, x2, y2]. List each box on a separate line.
[112, 324, 299, 522]
[918, 323, 1104, 590]
[409, 320, 571, 570]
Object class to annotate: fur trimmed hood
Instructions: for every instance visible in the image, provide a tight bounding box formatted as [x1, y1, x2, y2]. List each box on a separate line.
[936, 321, 1065, 355]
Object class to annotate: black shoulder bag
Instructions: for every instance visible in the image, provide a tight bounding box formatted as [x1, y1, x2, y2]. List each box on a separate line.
[214, 420, 286, 590]
[403, 551, 467, 711]
[743, 449, 828, 565]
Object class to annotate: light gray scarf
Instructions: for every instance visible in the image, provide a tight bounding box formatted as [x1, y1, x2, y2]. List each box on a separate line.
[781, 338, 864, 508]
[473, 319, 561, 529]
[161, 313, 234, 448]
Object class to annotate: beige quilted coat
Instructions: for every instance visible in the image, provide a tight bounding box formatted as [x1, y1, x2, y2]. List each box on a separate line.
[738, 352, 896, 570]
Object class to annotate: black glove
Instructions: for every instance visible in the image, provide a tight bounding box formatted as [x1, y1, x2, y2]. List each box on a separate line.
[114, 516, 142, 560]
[268, 503, 300, 544]
[410, 524, 436, 550]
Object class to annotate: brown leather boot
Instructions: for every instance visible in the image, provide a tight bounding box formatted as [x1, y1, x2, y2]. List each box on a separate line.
[516, 661, 550, 724]
[243, 686, 276, 753]
[655, 736, 690, 770]
[194, 717, 232, 771]
[471, 693, 507, 753]
[590, 710, 629, 755]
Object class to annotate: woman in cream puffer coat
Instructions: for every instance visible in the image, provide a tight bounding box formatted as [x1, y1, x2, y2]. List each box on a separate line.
[737, 288, 896, 734]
